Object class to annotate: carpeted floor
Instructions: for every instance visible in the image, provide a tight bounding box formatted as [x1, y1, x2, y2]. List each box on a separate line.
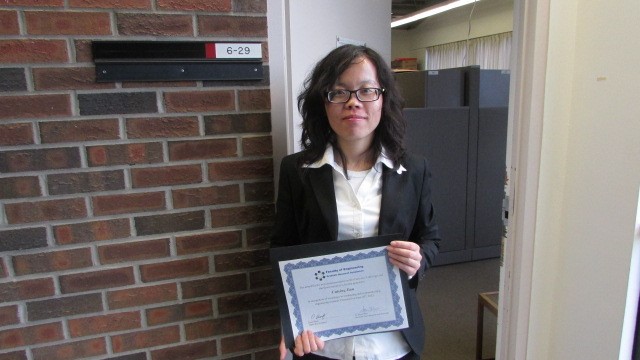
[419, 258, 501, 360]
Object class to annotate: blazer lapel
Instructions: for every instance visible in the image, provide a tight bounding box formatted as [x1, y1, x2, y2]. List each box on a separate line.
[380, 167, 404, 235]
[308, 165, 339, 241]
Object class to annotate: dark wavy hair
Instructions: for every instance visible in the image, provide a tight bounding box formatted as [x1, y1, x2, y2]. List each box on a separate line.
[297, 44, 406, 170]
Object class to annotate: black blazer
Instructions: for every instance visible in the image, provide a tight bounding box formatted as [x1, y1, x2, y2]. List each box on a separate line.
[270, 151, 441, 355]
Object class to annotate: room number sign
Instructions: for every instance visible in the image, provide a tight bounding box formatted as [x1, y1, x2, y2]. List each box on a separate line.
[206, 43, 262, 60]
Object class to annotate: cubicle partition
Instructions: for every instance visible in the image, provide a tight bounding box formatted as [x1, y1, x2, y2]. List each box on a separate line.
[397, 66, 509, 266]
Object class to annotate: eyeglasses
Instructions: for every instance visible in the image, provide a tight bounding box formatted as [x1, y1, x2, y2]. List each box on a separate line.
[326, 88, 385, 103]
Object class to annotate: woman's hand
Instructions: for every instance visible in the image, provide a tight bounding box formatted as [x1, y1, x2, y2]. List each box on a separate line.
[279, 330, 324, 360]
[387, 240, 423, 278]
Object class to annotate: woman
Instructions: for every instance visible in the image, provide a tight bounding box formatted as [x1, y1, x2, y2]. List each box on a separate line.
[271, 45, 441, 360]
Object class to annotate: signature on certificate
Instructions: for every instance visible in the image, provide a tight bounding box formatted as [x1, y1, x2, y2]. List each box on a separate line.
[311, 313, 327, 320]
[356, 306, 382, 316]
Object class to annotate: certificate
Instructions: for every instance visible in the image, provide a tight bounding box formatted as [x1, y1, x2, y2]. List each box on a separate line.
[270, 235, 412, 348]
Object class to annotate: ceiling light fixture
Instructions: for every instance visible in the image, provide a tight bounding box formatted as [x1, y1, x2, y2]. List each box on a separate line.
[391, 0, 480, 28]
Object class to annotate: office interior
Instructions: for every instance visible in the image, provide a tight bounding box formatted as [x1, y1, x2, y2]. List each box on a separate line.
[391, 2, 510, 358]
[269, 0, 639, 359]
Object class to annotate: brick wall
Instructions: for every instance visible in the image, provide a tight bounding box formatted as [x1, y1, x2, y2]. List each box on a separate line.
[0, 1, 278, 359]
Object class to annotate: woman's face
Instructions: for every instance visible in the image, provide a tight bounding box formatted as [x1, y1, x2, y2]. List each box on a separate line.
[324, 57, 383, 149]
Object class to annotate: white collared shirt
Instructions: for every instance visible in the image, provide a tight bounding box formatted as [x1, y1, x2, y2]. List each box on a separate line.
[304, 145, 410, 360]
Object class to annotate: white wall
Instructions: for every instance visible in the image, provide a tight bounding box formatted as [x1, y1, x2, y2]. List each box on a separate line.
[527, 0, 640, 358]
[268, 0, 391, 178]
[391, 0, 513, 68]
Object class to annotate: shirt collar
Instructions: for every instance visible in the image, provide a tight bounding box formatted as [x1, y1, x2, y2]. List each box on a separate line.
[304, 144, 406, 174]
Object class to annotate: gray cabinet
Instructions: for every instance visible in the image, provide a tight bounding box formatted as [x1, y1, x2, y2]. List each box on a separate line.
[397, 67, 509, 266]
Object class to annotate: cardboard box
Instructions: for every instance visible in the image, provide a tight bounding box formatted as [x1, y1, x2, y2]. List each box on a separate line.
[392, 57, 418, 70]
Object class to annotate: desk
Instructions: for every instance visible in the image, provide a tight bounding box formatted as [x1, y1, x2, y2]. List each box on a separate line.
[476, 291, 499, 360]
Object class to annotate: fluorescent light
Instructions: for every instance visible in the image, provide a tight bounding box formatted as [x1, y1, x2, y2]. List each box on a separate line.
[391, 0, 480, 28]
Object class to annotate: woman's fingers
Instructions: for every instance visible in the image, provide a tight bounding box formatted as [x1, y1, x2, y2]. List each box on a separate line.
[387, 240, 422, 276]
[293, 330, 324, 356]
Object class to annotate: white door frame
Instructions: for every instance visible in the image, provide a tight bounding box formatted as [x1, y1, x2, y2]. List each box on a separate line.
[496, 0, 550, 358]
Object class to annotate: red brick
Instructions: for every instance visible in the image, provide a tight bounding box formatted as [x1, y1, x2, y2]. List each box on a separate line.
[0, 94, 70, 120]
[27, 293, 103, 321]
[0, 40, 68, 63]
[181, 274, 246, 299]
[0, 258, 6, 277]
[54, 218, 131, 245]
[87, 142, 163, 167]
[0, 278, 54, 302]
[131, 164, 202, 188]
[32, 67, 114, 91]
[204, 113, 271, 135]
[249, 268, 273, 289]
[252, 308, 279, 329]
[123, 80, 196, 88]
[0, 350, 27, 360]
[140, 257, 209, 282]
[69, 0, 151, 9]
[220, 328, 279, 354]
[60, 267, 135, 293]
[0, 10, 19, 35]
[47, 170, 125, 195]
[242, 136, 272, 156]
[68, 311, 141, 337]
[111, 326, 180, 353]
[214, 249, 269, 272]
[220, 352, 251, 360]
[98, 238, 170, 264]
[168, 138, 237, 161]
[126, 116, 199, 139]
[0, 305, 20, 327]
[92, 192, 165, 216]
[1, 0, 63, 5]
[74, 39, 93, 62]
[217, 289, 276, 314]
[107, 283, 177, 310]
[244, 181, 274, 202]
[210, 204, 273, 228]
[150, 341, 216, 360]
[39, 119, 119, 143]
[184, 314, 248, 340]
[0, 176, 41, 199]
[0, 147, 80, 173]
[233, 0, 267, 13]
[135, 211, 205, 236]
[246, 226, 270, 246]
[0, 227, 47, 252]
[255, 348, 279, 360]
[0, 322, 63, 350]
[0, 123, 34, 146]
[13, 248, 92, 275]
[260, 42, 269, 63]
[172, 185, 240, 209]
[238, 89, 271, 111]
[208, 158, 273, 181]
[164, 90, 235, 113]
[25, 11, 111, 35]
[5, 198, 86, 224]
[156, 0, 231, 11]
[78, 92, 157, 116]
[31, 338, 106, 360]
[176, 231, 241, 255]
[198, 15, 267, 37]
[146, 300, 212, 326]
[116, 13, 193, 36]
